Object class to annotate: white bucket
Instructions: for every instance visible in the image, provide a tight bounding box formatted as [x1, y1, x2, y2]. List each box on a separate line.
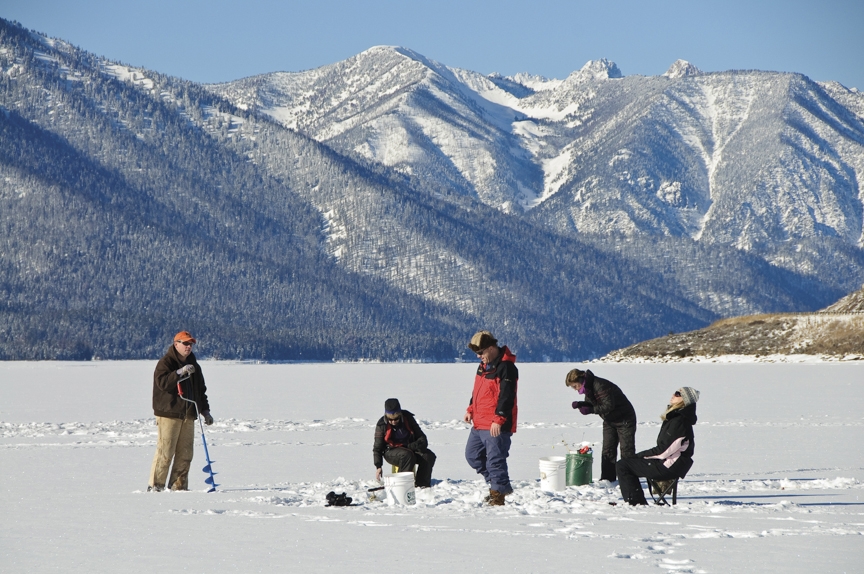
[539, 456, 566, 492]
[383, 472, 416, 506]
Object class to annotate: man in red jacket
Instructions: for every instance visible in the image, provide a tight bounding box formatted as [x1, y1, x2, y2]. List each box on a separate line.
[464, 331, 518, 506]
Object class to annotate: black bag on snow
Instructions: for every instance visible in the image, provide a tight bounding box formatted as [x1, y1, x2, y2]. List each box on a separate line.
[325, 491, 352, 507]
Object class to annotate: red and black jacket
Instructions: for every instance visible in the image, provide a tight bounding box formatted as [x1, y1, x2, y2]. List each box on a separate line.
[372, 410, 428, 469]
[466, 346, 518, 433]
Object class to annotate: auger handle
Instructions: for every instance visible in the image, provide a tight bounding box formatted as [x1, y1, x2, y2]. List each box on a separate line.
[176, 373, 191, 397]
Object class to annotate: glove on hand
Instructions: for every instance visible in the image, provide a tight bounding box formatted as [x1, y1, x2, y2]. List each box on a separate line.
[573, 401, 593, 415]
[176, 364, 195, 377]
[203, 412, 214, 426]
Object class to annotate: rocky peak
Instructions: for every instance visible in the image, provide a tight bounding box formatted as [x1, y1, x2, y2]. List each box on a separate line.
[663, 59, 703, 78]
[568, 59, 623, 82]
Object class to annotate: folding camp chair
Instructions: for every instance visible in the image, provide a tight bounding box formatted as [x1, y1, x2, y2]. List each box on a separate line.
[647, 458, 693, 506]
[647, 477, 679, 505]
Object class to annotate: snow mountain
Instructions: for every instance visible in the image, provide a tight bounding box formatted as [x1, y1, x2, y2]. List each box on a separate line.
[210, 47, 864, 305]
[1, 18, 862, 360]
[0, 19, 712, 360]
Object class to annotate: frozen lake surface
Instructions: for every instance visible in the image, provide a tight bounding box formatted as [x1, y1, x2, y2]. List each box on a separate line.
[1, 361, 862, 572]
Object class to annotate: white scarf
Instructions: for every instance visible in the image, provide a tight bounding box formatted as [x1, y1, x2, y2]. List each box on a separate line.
[645, 437, 689, 468]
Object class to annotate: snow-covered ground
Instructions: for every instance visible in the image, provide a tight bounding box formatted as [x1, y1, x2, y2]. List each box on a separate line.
[1, 361, 861, 573]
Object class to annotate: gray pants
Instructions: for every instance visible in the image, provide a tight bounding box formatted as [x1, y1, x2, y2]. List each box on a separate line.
[149, 416, 195, 490]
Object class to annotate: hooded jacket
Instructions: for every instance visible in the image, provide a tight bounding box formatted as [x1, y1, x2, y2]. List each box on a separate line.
[153, 345, 209, 419]
[637, 403, 697, 467]
[467, 346, 518, 433]
[582, 370, 636, 424]
[372, 410, 428, 469]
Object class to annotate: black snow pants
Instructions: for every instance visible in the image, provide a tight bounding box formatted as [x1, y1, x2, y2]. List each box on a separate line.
[383, 447, 437, 488]
[601, 419, 636, 482]
[616, 456, 690, 505]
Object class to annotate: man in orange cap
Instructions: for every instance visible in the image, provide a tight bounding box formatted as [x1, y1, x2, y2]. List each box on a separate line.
[148, 330, 213, 492]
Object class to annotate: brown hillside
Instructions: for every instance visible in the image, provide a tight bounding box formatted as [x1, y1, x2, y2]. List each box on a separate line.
[604, 286, 864, 361]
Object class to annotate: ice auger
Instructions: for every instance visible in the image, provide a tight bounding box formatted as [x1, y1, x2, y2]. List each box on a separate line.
[177, 374, 219, 492]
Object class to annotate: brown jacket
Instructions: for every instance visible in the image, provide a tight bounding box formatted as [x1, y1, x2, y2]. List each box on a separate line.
[153, 345, 209, 419]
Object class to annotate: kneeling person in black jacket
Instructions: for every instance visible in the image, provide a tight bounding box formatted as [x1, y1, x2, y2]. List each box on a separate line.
[373, 398, 436, 488]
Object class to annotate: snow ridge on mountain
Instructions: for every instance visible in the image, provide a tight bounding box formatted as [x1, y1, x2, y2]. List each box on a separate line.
[209, 47, 864, 301]
[0, 19, 727, 360]
[2, 17, 863, 361]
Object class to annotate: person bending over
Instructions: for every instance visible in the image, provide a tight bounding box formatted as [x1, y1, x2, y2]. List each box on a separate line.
[567, 368, 637, 483]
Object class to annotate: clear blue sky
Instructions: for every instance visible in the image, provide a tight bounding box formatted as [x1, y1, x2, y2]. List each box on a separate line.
[4, 0, 863, 89]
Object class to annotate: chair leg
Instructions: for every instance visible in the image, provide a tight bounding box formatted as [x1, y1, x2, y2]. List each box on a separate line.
[648, 478, 678, 506]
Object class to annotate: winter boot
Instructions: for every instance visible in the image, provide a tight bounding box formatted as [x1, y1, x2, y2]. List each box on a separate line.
[486, 489, 506, 506]
[484, 488, 512, 504]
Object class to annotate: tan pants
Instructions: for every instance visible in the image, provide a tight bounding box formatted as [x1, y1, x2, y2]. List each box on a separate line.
[149, 416, 195, 490]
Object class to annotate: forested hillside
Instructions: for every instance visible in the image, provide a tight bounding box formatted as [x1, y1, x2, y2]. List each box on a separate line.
[2, 19, 863, 360]
[0, 19, 716, 360]
[211, 47, 864, 321]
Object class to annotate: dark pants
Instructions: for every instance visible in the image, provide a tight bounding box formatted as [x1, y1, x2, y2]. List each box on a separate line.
[464, 428, 512, 493]
[616, 457, 683, 505]
[384, 447, 436, 487]
[601, 419, 636, 481]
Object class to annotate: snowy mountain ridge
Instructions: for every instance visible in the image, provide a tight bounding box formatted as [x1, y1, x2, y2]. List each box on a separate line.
[209, 49, 639, 213]
[209, 47, 864, 303]
[1, 19, 724, 360]
[1, 18, 863, 360]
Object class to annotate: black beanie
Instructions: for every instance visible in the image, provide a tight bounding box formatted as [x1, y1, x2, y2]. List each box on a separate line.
[384, 398, 401, 414]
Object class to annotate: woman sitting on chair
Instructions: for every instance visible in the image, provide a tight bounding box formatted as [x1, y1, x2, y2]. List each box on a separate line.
[616, 387, 699, 506]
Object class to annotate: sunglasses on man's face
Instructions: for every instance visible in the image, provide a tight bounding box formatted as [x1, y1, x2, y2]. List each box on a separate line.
[177, 341, 193, 347]
[674, 391, 682, 397]
[386, 415, 401, 423]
